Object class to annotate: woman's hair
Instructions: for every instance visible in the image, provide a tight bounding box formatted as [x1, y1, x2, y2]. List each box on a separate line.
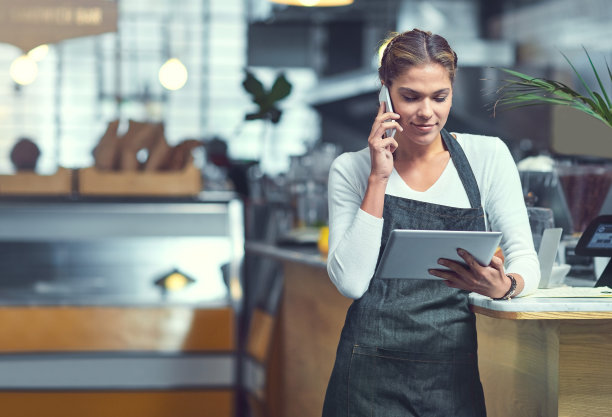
[378, 29, 458, 85]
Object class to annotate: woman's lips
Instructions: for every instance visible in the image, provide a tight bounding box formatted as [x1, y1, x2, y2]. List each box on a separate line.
[411, 122, 437, 132]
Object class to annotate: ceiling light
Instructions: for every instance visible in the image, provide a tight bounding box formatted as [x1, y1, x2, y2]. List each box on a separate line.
[27, 45, 49, 62]
[158, 58, 188, 91]
[268, 0, 353, 7]
[10, 55, 38, 86]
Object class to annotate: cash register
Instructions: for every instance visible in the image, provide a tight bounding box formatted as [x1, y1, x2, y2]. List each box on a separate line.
[575, 215, 612, 287]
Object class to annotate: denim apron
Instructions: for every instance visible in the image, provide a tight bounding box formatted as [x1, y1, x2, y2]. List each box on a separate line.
[322, 129, 487, 417]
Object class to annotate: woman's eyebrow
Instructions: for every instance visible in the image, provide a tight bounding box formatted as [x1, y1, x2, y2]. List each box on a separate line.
[398, 87, 451, 95]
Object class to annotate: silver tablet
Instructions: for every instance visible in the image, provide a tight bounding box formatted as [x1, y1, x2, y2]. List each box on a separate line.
[375, 230, 503, 280]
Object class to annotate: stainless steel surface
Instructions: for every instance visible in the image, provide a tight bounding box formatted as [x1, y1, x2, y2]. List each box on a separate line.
[0, 197, 245, 306]
[0, 200, 233, 240]
[0, 354, 236, 389]
[245, 241, 326, 269]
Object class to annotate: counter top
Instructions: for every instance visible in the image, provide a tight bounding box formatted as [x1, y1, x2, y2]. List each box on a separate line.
[245, 241, 327, 269]
[469, 293, 612, 319]
[247, 241, 612, 319]
[0, 190, 238, 204]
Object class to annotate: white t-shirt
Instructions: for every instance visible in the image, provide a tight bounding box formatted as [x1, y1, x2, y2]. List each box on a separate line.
[326, 132, 540, 299]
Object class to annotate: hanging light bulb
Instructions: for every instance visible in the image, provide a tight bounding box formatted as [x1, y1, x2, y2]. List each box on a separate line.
[10, 55, 38, 86]
[27, 45, 49, 62]
[158, 58, 188, 91]
[268, 0, 353, 6]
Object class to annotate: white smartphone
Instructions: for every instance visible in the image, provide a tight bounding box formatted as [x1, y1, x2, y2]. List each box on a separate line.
[378, 85, 396, 138]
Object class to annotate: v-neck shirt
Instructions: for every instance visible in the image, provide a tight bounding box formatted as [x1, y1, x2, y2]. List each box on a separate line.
[326, 132, 540, 299]
[388, 156, 470, 207]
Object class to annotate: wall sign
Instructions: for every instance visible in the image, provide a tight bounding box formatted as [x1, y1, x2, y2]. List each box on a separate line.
[0, 0, 118, 52]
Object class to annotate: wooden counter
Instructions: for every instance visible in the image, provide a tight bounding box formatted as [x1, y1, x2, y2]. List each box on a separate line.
[470, 294, 612, 417]
[246, 242, 612, 417]
[245, 242, 349, 417]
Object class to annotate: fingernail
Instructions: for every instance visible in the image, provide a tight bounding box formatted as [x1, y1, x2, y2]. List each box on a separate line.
[457, 249, 465, 256]
[437, 259, 444, 265]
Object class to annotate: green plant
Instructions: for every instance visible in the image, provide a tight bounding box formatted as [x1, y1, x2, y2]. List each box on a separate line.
[493, 48, 612, 129]
[242, 70, 292, 124]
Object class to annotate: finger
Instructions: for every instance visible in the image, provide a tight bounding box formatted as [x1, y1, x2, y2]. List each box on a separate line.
[456, 248, 478, 265]
[368, 104, 387, 138]
[382, 120, 403, 133]
[380, 137, 398, 151]
[428, 268, 462, 282]
[437, 257, 470, 276]
[489, 255, 504, 271]
[369, 136, 397, 149]
[371, 121, 402, 141]
[430, 270, 470, 291]
[444, 279, 462, 289]
[456, 248, 488, 275]
[376, 112, 400, 124]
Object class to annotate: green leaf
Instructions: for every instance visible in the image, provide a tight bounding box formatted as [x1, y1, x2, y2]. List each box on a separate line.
[492, 49, 612, 130]
[583, 47, 611, 108]
[241, 70, 293, 124]
[592, 92, 609, 114]
[561, 51, 600, 106]
[268, 73, 292, 102]
[242, 71, 266, 101]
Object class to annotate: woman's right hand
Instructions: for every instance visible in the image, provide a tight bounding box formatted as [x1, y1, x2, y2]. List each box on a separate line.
[368, 101, 401, 180]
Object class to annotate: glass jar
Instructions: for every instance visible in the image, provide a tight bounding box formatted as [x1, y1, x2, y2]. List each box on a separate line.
[556, 163, 612, 234]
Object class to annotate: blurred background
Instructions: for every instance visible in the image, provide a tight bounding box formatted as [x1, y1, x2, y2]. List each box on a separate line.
[0, 1, 611, 416]
[0, 0, 610, 175]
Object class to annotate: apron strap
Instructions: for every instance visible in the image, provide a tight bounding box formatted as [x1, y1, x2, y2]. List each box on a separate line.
[441, 129, 482, 209]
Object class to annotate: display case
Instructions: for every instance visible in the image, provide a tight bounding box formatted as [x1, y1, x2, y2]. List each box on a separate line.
[0, 193, 244, 417]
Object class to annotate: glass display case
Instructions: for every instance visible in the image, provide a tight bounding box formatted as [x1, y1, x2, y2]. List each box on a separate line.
[0, 193, 244, 417]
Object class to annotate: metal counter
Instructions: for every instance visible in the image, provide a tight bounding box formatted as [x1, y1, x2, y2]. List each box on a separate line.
[0, 194, 245, 417]
[0, 193, 244, 307]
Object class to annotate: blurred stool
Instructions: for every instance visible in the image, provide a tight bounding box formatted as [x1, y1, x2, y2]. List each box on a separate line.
[245, 307, 277, 417]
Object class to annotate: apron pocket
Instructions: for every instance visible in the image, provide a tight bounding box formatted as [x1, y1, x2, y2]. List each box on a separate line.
[348, 345, 485, 417]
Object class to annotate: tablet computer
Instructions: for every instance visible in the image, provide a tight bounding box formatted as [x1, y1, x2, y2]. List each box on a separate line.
[375, 230, 503, 279]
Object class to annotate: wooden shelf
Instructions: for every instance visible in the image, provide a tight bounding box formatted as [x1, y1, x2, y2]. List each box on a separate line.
[78, 165, 202, 197]
[0, 168, 73, 196]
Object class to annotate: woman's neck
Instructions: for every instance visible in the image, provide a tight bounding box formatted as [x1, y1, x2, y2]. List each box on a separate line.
[394, 134, 446, 164]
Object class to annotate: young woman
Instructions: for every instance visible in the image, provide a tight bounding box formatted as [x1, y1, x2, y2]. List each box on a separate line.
[322, 29, 540, 416]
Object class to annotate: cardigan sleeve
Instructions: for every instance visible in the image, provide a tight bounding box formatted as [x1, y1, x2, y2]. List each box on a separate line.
[326, 153, 384, 299]
[483, 139, 541, 296]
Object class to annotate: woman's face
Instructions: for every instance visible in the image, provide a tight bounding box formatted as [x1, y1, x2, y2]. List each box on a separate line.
[387, 63, 453, 148]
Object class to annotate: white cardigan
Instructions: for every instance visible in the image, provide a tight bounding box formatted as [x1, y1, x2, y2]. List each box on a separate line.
[326, 133, 540, 299]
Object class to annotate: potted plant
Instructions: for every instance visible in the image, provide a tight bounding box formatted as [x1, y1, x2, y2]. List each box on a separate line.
[493, 48, 611, 129]
[241, 70, 292, 174]
[493, 49, 612, 234]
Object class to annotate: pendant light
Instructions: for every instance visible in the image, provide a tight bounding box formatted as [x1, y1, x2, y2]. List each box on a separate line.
[158, 58, 188, 91]
[10, 55, 38, 86]
[268, 0, 353, 6]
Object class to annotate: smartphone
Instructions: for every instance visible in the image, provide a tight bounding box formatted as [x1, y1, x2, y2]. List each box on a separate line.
[378, 85, 396, 138]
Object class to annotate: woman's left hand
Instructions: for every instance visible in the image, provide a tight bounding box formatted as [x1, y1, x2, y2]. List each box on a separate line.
[428, 248, 511, 299]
